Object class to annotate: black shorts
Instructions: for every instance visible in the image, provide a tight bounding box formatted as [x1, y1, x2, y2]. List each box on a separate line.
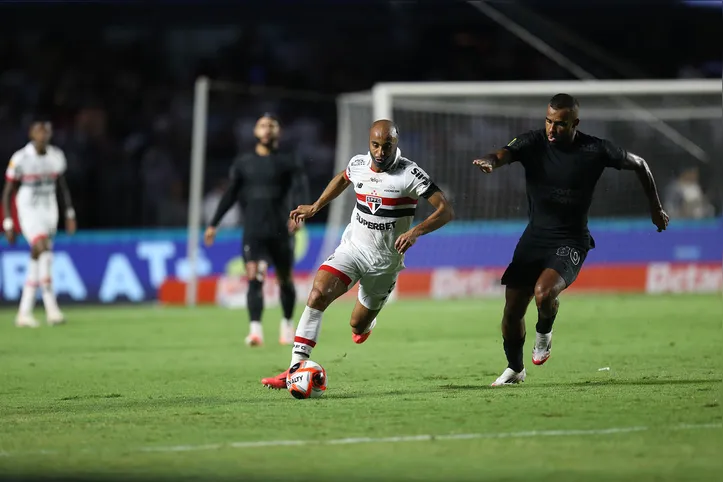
[242, 234, 295, 275]
[501, 243, 587, 290]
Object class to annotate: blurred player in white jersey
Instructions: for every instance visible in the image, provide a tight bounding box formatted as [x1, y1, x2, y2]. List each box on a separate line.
[3, 120, 76, 327]
[262, 120, 454, 389]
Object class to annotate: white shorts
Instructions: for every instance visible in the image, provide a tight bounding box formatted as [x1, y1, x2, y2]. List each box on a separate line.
[17, 206, 58, 246]
[319, 243, 400, 310]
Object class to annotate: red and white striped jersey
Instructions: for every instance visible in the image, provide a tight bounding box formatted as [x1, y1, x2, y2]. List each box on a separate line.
[341, 148, 438, 267]
[5, 143, 67, 212]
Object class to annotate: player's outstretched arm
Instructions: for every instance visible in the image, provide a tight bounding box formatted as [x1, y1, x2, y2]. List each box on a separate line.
[620, 152, 669, 232]
[204, 175, 242, 246]
[472, 149, 513, 173]
[290, 170, 351, 224]
[395, 191, 454, 254]
[2, 180, 18, 243]
[57, 174, 76, 234]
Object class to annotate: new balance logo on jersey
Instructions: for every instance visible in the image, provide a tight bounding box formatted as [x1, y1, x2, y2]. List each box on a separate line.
[356, 213, 396, 231]
[365, 195, 382, 214]
[357, 183, 363, 189]
[410, 167, 430, 186]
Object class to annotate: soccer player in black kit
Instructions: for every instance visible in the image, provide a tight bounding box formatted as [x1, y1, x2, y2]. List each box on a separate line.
[472, 94, 669, 386]
[205, 114, 309, 347]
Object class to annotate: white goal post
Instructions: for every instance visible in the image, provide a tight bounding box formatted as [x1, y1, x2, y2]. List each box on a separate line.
[321, 79, 722, 267]
[186, 78, 721, 305]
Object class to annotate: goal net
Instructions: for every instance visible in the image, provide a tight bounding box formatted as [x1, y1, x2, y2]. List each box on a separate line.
[325, 80, 721, 258]
[321, 80, 722, 295]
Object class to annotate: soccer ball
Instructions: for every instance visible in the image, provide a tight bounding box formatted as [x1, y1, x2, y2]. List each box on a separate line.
[286, 360, 327, 399]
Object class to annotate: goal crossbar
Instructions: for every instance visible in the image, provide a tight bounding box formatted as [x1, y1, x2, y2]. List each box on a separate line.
[372, 79, 721, 99]
[371, 79, 721, 163]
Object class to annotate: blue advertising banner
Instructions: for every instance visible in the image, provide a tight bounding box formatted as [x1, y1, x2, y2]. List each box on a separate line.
[0, 218, 720, 303]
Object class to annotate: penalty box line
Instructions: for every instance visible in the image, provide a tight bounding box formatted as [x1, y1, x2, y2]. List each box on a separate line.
[1, 423, 720, 458]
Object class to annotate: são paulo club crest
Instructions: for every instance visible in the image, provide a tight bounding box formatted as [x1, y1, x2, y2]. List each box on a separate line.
[365, 190, 382, 214]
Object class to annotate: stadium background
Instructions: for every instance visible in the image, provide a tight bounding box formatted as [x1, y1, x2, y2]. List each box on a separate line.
[0, 0, 720, 306]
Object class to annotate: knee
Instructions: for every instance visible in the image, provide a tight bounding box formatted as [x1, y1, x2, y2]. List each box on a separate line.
[503, 302, 526, 323]
[307, 287, 331, 311]
[534, 283, 556, 309]
[277, 272, 294, 288]
[30, 244, 44, 259]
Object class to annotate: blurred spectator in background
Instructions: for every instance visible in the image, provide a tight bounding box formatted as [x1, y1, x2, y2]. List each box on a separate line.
[157, 179, 188, 227]
[664, 166, 715, 219]
[0, 2, 719, 229]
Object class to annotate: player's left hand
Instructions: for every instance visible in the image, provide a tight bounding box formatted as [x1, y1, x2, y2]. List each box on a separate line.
[472, 158, 494, 173]
[66, 217, 77, 235]
[651, 207, 669, 232]
[395, 229, 419, 254]
[288, 218, 302, 234]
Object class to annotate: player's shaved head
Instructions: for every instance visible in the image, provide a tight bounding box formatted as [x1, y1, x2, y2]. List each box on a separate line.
[545, 94, 579, 145]
[369, 120, 399, 172]
[370, 119, 399, 141]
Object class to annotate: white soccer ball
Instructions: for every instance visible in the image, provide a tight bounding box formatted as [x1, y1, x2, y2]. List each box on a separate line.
[286, 360, 328, 399]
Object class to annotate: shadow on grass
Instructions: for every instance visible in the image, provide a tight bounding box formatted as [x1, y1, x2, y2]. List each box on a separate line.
[441, 378, 722, 391]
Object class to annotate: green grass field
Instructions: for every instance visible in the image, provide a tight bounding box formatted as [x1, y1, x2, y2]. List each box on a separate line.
[1, 294, 721, 482]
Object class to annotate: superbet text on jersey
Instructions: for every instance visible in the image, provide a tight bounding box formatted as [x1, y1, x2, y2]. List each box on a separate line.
[341, 148, 439, 263]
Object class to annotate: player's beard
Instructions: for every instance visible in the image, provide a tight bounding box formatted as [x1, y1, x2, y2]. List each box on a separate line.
[256, 136, 278, 150]
[372, 154, 393, 172]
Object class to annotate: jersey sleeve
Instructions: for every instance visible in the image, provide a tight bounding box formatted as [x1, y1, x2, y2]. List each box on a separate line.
[5, 153, 23, 181]
[598, 139, 627, 170]
[344, 155, 366, 182]
[229, 157, 243, 183]
[405, 164, 440, 200]
[502, 130, 543, 164]
[56, 149, 68, 175]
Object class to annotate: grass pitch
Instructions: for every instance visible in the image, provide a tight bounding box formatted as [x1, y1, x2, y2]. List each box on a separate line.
[0, 294, 721, 481]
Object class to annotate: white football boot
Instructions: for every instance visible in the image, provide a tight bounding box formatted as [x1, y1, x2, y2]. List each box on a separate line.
[532, 331, 552, 365]
[15, 314, 40, 328]
[491, 367, 527, 387]
[245, 321, 263, 347]
[47, 311, 66, 326]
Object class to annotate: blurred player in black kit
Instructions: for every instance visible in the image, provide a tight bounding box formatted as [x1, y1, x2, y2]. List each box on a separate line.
[205, 114, 310, 347]
[473, 94, 669, 386]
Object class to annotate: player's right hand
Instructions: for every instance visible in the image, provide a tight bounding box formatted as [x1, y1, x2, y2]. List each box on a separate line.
[203, 226, 217, 247]
[3, 218, 15, 244]
[472, 158, 494, 173]
[290, 204, 317, 224]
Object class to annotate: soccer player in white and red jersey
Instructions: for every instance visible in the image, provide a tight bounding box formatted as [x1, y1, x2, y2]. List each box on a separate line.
[261, 120, 454, 389]
[3, 120, 76, 327]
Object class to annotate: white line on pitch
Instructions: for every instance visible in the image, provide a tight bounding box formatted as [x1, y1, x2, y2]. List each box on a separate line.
[1, 423, 719, 458]
[138, 423, 720, 453]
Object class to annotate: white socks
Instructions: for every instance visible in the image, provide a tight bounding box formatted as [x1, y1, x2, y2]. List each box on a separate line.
[18, 259, 39, 316]
[249, 320, 263, 337]
[291, 306, 323, 367]
[38, 251, 60, 316]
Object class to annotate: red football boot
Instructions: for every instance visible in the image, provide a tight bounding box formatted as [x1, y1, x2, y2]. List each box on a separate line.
[261, 369, 289, 389]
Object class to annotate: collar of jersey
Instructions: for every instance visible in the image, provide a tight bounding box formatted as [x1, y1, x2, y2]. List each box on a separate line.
[367, 148, 401, 172]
